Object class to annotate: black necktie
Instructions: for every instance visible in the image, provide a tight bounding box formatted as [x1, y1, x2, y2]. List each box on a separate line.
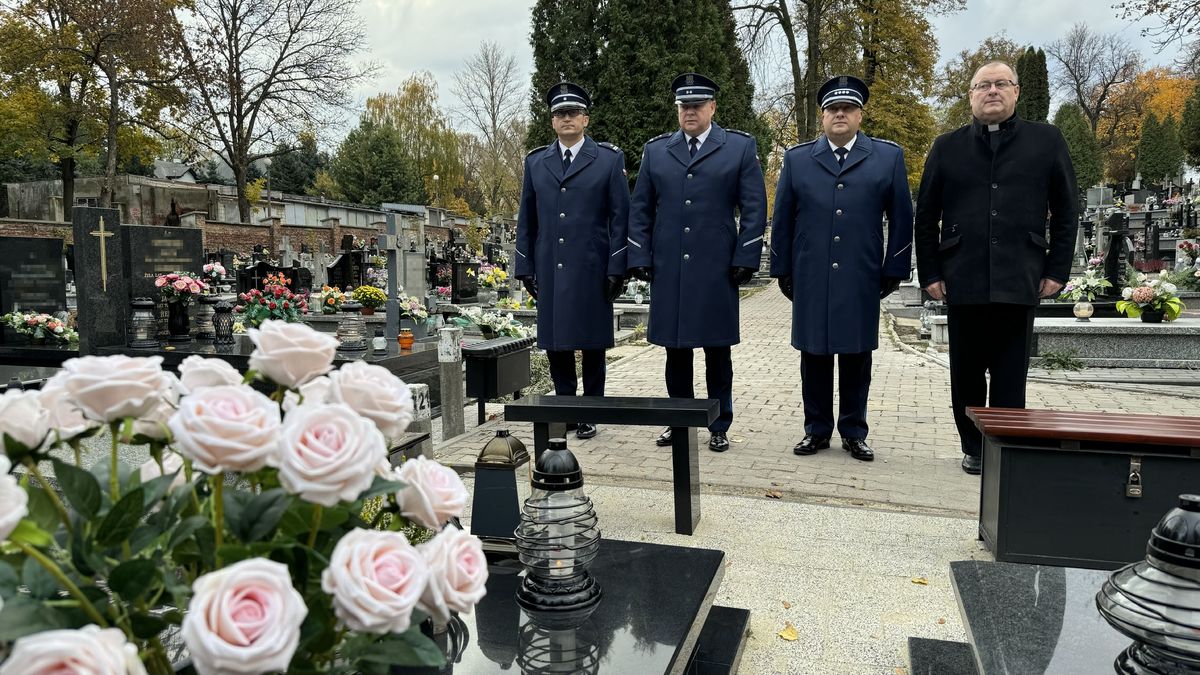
[562, 148, 572, 173]
[835, 147, 848, 165]
[689, 137, 699, 158]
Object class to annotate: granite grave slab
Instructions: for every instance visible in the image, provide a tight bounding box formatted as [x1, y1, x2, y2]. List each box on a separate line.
[121, 224, 204, 300]
[72, 206, 129, 353]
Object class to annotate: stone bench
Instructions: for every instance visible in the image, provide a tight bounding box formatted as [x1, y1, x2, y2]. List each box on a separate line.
[504, 395, 719, 535]
[967, 406, 1200, 568]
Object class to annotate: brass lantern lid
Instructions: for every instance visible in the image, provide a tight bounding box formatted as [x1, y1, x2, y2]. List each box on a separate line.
[476, 429, 529, 469]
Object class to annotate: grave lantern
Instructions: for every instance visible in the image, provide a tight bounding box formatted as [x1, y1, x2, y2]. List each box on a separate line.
[128, 298, 159, 348]
[212, 301, 235, 345]
[195, 294, 219, 340]
[336, 300, 367, 351]
[471, 429, 530, 552]
[514, 438, 601, 615]
[1096, 494, 1200, 673]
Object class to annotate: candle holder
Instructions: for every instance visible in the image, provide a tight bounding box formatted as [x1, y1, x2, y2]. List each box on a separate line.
[336, 300, 368, 351]
[212, 301, 235, 345]
[128, 298, 159, 348]
[195, 294, 219, 340]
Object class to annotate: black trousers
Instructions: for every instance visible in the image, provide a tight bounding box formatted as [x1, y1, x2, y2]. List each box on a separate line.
[546, 349, 606, 398]
[665, 346, 733, 432]
[947, 303, 1036, 457]
[800, 351, 872, 439]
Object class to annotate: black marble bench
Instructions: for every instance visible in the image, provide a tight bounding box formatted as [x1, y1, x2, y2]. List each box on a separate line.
[504, 395, 719, 535]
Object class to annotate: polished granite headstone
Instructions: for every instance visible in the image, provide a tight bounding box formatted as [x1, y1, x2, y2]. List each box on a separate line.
[72, 206, 128, 353]
[0, 364, 61, 390]
[122, 224, 204, 299]
[950, 560, 1126, 674]
[907, 637, 979, 675]
[393, 539, 726, 675]
[0, 237, 67, 315]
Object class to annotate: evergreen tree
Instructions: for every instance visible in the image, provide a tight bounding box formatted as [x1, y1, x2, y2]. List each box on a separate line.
[328, 116, 422, 206]
[1053, 103, 1102, 192]
[526, 0, 603, 150]
[268, 131, 324, 195]
[1032, 49, 1051, 122]
[1015, 47, 1051, 122]
[1136, 112, 1162, 184]
[1181, 83, 1200, 167]
[1015, 48, 1034, 120]
[1159, 114, 1186, 185]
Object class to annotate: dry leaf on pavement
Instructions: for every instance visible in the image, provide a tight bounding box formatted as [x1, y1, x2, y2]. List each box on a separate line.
[782, 600, 791, 609]
[911, 577, 929, 585]
[766, 490, 783, 499]
[777, 622, 798, 641]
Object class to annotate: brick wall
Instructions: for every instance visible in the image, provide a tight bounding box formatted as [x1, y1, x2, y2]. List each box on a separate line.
[200, 220, 271, 252]
[0, 219, 74, 243]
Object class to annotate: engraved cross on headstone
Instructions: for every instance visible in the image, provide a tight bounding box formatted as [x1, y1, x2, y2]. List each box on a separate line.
[90, 216, 115, 292]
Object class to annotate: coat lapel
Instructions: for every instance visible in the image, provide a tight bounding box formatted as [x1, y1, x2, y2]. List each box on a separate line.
[840, 133, 872, 174]
[562, 137, 598, 182]
[688, 124, 726, 167]
[541, 142, 564, 183]
[665, 130, 691, 168]
[811, 138, 841, 177]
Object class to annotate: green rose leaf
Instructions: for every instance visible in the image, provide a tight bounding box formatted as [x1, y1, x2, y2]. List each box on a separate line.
[51, 458, 102, 518]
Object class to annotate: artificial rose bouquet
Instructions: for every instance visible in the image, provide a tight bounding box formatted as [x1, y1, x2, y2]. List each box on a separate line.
[155, 272, 209, 304]
[0, 320, 484, 674]
[0, 311, 79, 344]
[235, 273, 307, 328]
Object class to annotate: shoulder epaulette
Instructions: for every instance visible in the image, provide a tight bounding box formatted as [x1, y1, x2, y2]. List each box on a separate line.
[597, 141, 621, 153]
[726, 128, 753, 138]
[645, 132, 671, 145]
[871, 137, 901, 148]
[787, 140, 817, 152]
[526, 144, 549, 157]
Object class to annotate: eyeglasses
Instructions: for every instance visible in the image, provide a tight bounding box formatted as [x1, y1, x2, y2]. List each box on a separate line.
[552, 109, 585, 119]
[970, 80, 1017, 92]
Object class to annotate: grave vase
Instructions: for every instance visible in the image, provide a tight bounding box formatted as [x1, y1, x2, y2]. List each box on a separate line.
[1141, 308, 1165, 323]
[167, 301, 191, 342]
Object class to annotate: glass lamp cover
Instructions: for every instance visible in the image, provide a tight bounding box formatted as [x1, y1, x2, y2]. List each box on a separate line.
[212, 301, 235, 344]
[337, 301, 367, 350]
[129, 298, 158, 347]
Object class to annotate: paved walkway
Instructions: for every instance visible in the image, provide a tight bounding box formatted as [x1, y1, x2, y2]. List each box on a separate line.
[434, 283, 1200, 516]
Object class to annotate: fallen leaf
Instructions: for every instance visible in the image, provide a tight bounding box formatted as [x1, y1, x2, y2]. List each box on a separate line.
[911, 577, 929, 586]
[937, 617, 946, 625]
[781, 600, 791, 609]
[777, 622, 798, 641]
[765, 490, 783, 499]
[895, 668, 908, 675]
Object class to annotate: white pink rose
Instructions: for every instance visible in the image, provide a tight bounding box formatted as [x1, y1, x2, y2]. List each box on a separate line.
[181, 558, 307, 675]
[129, 372, 184, 442]
[167, 384, 280, 474]
[417, 528, 489, 622]
[394, 457, 469, 529]
[0, 456, 29, 542]
[0, 389, 50, 453]
[248, 320, 338, 388]
[173, 279, 188, 291]
[281, 376, 332, 414]
[0, 624, 146, 675]
[327, 361, 414, 442]
[154, 277, 167, 288]
[321, 529, 429, 634]
[273, 403, 385, 506]
[178, 355, 243, 393]
[60, 355, 165, 422]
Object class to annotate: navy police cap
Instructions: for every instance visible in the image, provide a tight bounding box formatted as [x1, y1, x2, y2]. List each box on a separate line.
[547, 82, 591, 113]
[672, 73, 719, 104]
[818, 74, 869, 109]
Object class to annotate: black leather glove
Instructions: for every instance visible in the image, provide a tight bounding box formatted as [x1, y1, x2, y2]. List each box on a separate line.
[778, 276, 794, 301]
[879, 276, 903, 300]
[604, 275, 624, 302]
[629, 266, 653, 282]
[730, 266, 756, 285]
[518, 275, 537, 300]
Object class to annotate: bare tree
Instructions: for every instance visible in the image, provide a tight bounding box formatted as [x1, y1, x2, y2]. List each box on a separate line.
[1046, 23, 1142, 133]
[175, 0, 376, 222]
[451, 42, 525, 217]
[1116, 0, 1200, 51]
[733, 0, 819, 138]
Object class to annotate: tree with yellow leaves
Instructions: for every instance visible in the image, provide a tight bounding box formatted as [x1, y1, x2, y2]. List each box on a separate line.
[1097, 68, 1197, 182]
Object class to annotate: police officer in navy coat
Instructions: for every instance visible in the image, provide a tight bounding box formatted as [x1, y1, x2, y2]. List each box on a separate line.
[515, 82, 630, 439]
[770, 75, 914, 462]
[628, 73, 767, 452]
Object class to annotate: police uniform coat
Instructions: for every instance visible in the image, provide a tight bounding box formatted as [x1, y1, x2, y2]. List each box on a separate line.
[515, 136, 630, 351]
[914, 116, 1079, 306]
[769, 133, 913, 355]
[627, 123, 767, 348]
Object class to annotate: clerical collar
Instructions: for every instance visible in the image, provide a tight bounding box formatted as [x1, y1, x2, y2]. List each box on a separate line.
[973, 114, 1018, 136]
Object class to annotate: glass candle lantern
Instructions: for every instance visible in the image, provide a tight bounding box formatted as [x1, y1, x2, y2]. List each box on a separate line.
[194, 295, 219, 340]
[514, 438, 602, 615]
[336, 300, 368, 351]
[212, 301, 235, 345]
[128, 298, 159, 348]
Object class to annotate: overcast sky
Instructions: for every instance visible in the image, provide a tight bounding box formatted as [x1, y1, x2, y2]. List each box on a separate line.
[342, 0, 1184, 140]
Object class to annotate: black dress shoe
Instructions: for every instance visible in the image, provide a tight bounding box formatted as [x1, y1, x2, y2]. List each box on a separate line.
[575, 423, 597, 439]
[961, 455, 982, 475]
[655, 427, 672, 446]
[709, 431, 729, 452]
[793, 434, 831, 455]
[842, 438, 874, 462]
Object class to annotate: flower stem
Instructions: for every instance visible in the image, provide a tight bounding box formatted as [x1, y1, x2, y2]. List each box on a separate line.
[307, 504, 323, 548]
[211, 475, 224, 565]
[69, 438, 82, 466]
[23, 459, 73, 536]
[16, 541, 106, 627]
[109, 422, 121, 501]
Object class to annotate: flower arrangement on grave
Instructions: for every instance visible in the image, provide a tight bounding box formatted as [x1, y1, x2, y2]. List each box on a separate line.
[366, 266, 388, 290]
[454, 306, 530, 338]
[495, 297, 522, 311]
[1179, 241, 1199, 266]
[1058, 268, 1113, 302]
[351, 285, 387, 310]
[1, 311, 79, 344]
[313, 285, 346, 314]
[435, 285, 451, 301]
[369, 255, 387, 267]
[477, 264, 508, 290]
[235, 273, 307, 328]
[1117, 274, 1186, 321]
[435, 265, 451, 285]
[524, 295, 536, 309]
[491, 250, 509, 266]
[0, 322, 486, 674]
[201, 262, 226, 283]
[154, 272, 209, 304]
[232, 320, 246, 334]
[398, 294, 429, 321]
